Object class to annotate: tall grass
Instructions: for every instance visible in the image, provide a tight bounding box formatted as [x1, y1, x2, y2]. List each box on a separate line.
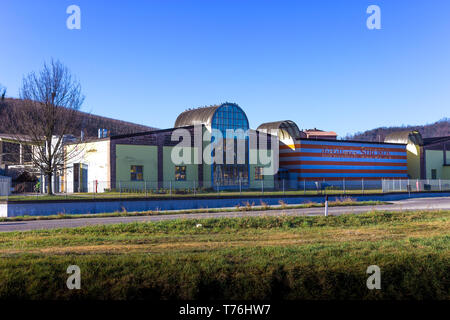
[0, 210, 448, 300]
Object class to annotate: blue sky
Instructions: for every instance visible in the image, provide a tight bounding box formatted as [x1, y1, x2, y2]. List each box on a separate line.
[1, 0, 449, 137]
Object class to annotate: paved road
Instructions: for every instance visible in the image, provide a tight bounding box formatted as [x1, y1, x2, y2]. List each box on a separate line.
[1, 197, 449, 233]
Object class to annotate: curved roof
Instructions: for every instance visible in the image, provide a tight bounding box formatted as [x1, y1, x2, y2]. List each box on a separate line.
[174, 105, 221, 128]
[174, 103, 249, 129]
[257, 120, 304, 140]
[384, 131, 423, 145]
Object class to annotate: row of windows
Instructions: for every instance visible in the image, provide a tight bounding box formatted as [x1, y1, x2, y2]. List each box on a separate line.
[129, 165, 264, 181]
[130, 165, 187, 181]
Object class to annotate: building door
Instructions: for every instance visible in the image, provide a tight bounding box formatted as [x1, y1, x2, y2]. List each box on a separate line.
[80, 164, 88, 192]
[73, 163, 89, 193]
[73, 163, 80, 192]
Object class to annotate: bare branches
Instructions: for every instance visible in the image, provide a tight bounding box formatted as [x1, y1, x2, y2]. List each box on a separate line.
[0, 84, 5, 100]
[9, 59, 85, 194]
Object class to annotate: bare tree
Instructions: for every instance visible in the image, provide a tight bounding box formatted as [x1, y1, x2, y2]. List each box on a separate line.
[0, 84, 5, 100]
[11, 60, 84, 195]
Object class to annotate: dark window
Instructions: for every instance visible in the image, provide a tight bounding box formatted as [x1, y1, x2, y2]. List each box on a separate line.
[131, 165, 143, 181]
[255, 167, 263, 180]
[431, 169, 437, 179]
[175, 166, 186, 181]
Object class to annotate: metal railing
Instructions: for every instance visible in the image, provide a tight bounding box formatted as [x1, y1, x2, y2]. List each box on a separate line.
[382, 179, 450, 193]
[0, 176, 11, 196]
[2, 178, 450, 200]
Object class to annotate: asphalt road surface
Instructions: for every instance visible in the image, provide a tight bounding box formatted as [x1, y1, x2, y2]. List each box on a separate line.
[1, 197, 449, 233]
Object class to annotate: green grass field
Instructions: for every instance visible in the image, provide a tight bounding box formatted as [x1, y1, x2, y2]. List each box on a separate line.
[0, 210, 448, 299]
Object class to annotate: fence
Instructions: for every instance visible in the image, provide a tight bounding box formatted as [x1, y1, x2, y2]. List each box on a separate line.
[4, 178, 450, 198]
[0, 176, 11, 196]
[79, 179, 387, 195]
[382, 179, 450, 193]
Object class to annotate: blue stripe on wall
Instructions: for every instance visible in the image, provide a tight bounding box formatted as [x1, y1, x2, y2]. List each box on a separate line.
[299, 173, 409, 178]
[299, 140, 405, 149]
[285, 165, 408, 170]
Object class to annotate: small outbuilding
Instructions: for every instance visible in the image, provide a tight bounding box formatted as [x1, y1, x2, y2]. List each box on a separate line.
[385, 131, 450, 179]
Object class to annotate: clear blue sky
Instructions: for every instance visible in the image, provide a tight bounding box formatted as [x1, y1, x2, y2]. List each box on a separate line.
[1, 0, 449, 137]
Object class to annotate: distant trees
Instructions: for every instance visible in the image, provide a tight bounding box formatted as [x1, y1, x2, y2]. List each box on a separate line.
[9, 59, 85, 195]
[346, 118, 450, 142]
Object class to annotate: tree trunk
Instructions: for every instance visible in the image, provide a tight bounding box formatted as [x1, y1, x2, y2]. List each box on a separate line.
[46, 172, 53, 195]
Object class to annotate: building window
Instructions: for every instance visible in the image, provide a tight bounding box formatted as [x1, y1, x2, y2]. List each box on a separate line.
[175, 166, 186, 181]
[431, 169, 437, 179]
[255, 167, 263, 180]
[130, 165, 143, 181]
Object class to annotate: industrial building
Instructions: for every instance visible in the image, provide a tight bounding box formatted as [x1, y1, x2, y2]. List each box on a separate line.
[257, 120, 408, 189]
[3, 102, 447, 195]
[384, 131, 450, 179]
[63, 103, 276, 192]
[61, 103, 412, 193]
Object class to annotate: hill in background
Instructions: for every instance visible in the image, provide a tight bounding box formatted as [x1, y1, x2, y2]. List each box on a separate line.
[345, 118, 450, 142]
[0, 98, 157, 137]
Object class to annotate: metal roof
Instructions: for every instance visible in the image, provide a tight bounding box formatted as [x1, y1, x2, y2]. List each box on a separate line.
[174, 105, 221, 128]
[257, 120, 305, 140]
[422, 136, 450, 146]
[384, 131, 423, 145]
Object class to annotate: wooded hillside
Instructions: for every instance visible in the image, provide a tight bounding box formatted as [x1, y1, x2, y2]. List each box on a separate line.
[345, 118, 450, 142]
[0, 98, 156, 137]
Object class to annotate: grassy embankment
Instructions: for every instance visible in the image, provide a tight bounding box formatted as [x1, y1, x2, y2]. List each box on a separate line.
[0, 188, 384, 202]
[0, 198, 387, 222]
[0, 210, 448, 299]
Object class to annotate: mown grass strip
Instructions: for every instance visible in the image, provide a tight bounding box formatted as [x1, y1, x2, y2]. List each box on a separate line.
[0, 199, 387, 222]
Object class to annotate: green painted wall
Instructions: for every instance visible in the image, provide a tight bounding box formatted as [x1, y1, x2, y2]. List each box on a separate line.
[425, 150, 450, 179]
[249, 149, 275, 189]
[203, 163, 212, 189]
[202, 127, 212, 189]
[446, 151, 450, 179]
[163, 146, 199, 189]
[116, 145, 158, 189]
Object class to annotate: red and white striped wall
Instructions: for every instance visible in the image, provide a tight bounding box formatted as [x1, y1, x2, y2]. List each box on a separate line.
[279, 139, 408, 181]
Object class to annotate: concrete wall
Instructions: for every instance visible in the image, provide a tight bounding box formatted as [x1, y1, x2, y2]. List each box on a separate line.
[0, 203, 7, 217]
[3, 192, 450, 217]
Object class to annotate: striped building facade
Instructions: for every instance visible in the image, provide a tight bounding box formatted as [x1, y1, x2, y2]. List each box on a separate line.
[279, 139, 408, 183]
